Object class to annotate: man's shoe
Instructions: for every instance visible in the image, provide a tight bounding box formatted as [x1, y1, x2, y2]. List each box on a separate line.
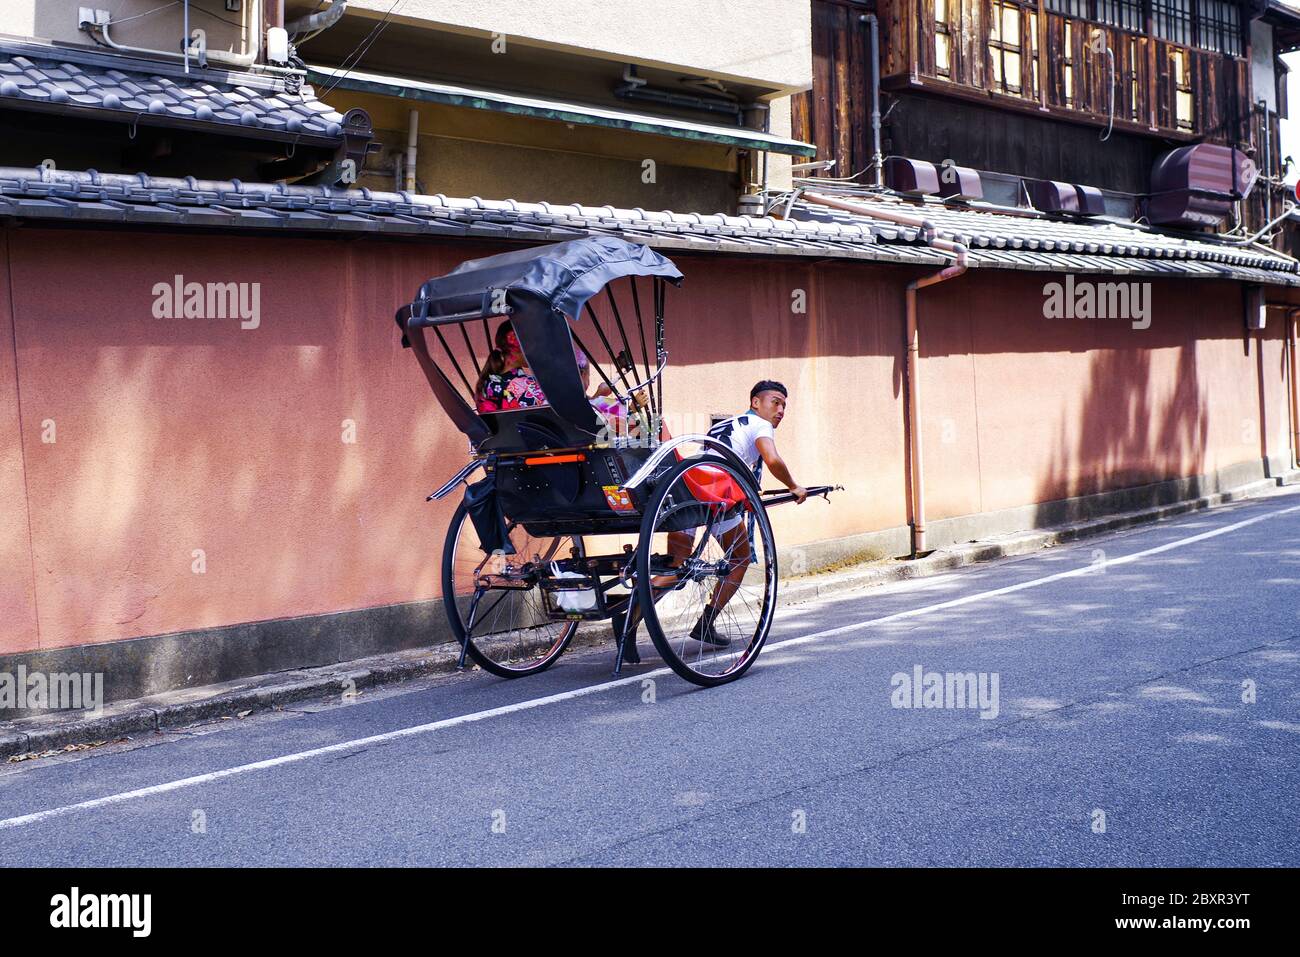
[689, 613, 731, 647]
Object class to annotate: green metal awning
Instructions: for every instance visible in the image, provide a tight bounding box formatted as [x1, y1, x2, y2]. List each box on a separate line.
[305, 64, 817, 157]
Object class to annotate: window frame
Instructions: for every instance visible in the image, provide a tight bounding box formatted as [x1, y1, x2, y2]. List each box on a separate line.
[935, 0, 954, 78]
[988, 0, 1031, 95]
[1191, 0, 1242, 57]
[1039, 0, 1246, 57]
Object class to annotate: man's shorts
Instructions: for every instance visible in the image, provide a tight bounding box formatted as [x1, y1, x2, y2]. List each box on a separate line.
[710, 513, 746, 537]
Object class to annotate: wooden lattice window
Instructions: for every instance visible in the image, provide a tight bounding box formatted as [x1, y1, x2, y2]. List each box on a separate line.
[1153, 0, 1194, 47]
[1194, 0, 1242, 56]
[1045, 0, 1141, 31]
[1172, 47, 1194, 129]
[989, 0, 1025, 95]
[1045, 0, 1089, 17]
[1128, 36, 1140, 120]
[1064, 21, 1076, 107]
[1029, 8, 1040, 99]
[1095, 0, 1145, 32]
[935, 0, 953, 78]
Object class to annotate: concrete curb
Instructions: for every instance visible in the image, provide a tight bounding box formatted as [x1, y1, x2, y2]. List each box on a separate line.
[777, 470, 1300, 605]
[4, 469, 1297, 760]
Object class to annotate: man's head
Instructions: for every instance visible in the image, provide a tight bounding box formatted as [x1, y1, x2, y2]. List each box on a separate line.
[749, 380, 788, 427]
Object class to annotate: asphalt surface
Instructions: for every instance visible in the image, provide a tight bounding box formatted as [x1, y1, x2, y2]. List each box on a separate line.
[2, 490, 1299, 866]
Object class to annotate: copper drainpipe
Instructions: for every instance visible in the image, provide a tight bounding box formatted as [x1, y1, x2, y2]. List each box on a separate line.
[800, 191, 969, 556]
[1289, 309, 1300, 469]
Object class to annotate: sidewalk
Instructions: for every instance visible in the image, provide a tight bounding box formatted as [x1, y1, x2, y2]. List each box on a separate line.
[4, 470, 1297, 760]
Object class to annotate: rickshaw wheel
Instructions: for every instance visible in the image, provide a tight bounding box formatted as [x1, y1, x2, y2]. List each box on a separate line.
[442, 500, 582, 678]
[635, 455, 777, 687]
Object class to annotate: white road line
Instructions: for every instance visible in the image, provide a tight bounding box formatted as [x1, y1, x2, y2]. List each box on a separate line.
[2, 499, 1297, 832]
[0, 669, 674, 831]
[762, 500, 1300, 651]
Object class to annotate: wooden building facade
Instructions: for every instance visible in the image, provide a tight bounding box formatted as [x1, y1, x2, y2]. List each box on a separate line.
[793, 0, 1300, 239]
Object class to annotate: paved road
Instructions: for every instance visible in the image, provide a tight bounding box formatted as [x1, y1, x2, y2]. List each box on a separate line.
[3, 491, 1299, 866]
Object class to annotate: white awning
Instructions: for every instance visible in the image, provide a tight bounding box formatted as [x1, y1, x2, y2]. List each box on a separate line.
[306, 64, 816, 157]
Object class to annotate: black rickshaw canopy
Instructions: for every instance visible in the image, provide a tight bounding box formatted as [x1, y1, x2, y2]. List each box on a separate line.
[397, 237, 683, 450]
[411, 235, 682, 322]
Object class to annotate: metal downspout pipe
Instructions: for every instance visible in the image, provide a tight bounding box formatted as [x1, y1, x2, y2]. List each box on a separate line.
[859, 13, 884, 188]
[905, 251, 968, 555]
[405, 109, 419, 192]
[799, 191, 969, 556]
[1290, 309, 1300, 469]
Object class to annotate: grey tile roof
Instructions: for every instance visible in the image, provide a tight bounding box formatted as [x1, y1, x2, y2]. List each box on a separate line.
[0, 44, 345, 144]
[788, 194, 1299, 281]
[0, 167, 1296, 286]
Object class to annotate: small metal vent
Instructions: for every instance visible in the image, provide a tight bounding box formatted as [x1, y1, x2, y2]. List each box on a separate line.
[884, 157, 940, 196]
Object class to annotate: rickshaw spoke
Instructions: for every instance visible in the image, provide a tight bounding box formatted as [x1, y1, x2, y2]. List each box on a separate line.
[636, 453, 776, 685]
[443, 501, 580, 678]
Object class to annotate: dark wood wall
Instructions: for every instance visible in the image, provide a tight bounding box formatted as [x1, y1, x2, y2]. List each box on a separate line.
[791, 0, 876, 179]
[792, 0, 1270, 202]
[877, 93, 1164, 195]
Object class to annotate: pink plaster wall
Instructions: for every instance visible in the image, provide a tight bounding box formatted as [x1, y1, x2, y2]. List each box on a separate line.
[0, 226, 1292, 653]
[0, 231, 39, 654]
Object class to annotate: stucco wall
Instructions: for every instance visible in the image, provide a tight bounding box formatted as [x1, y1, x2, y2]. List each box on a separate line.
[374, 129, 737, 212]
[0, 231, 37, 654]
[0, 225, 1292, 654]
[341, 0, 814, 93]
[915, 273, 1293, 520]
[9, 0, 253, 56]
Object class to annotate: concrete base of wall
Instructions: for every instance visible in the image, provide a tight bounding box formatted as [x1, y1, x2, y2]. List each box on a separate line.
[1, 454, 1290, 713]
[0, 598, 454, 718]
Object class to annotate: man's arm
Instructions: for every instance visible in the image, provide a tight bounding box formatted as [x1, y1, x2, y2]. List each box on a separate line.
[755, 436, 808, 504]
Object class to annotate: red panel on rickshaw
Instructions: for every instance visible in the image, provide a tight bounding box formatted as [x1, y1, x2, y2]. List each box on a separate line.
[681, 464, 748, 509]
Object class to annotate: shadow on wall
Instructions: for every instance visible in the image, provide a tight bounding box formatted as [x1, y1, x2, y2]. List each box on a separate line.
[3, 233, 919, 654]
[1036, 343, 1208, 513]
[6, 227, 1284, 657]
[2, 230, 512, 653]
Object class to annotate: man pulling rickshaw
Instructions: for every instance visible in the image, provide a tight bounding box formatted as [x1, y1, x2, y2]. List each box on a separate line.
[394, 236, 838, 687]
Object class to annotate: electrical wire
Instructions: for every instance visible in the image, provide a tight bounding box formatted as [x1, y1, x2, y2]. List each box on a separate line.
[105, 1, 247, 30]
[320, 0, 408, 96]
[1100, 47, 1115, 142]
[190, 5, 251, 30]
[105, 1, 179, 25]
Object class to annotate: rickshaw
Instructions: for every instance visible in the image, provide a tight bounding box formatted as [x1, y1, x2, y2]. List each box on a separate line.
[395, 236, 835, 687]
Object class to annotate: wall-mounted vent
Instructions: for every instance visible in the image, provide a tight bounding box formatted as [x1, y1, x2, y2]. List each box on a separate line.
[938, 165, 983, 201]
[1075, 185, 1106, 216]
[1023, 179, 1107, 216]
[1147, 143, 1258, 229]
[885, 157, 940, 196]
[1023, 179, 1079, 213]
